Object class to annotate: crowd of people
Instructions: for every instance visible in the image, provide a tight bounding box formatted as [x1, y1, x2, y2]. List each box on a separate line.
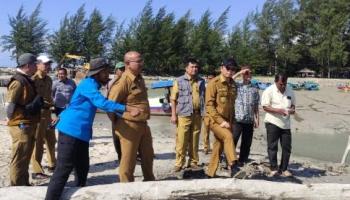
[4, 51, 296, 199]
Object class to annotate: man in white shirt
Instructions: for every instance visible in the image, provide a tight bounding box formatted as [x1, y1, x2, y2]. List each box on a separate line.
[261, 73, 296, 177]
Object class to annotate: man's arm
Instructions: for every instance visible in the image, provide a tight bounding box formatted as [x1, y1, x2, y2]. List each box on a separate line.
[71, 79, 77, 91]
[254, 89, 260, 128]
[288, 90, 296, 114]
[81, 82, 126, 114]
[205, 81, 225, 125]
[107, 77, 129, 121]
[5, 81, 23, 120]
[51, 81, 57, 101]
[170, 80, 178, 124]
[232, 69, 250, 80]
[261, 88, 286, 116]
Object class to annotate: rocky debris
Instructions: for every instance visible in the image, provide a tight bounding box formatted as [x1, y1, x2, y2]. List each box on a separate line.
[1, 179, 350, 200]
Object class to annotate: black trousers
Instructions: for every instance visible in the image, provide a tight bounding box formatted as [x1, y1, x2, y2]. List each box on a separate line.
[265, 123, 291, 171]
[233, 122, 254, 163]
[45, 133, 89, 200]
[54, 107, 65, 116]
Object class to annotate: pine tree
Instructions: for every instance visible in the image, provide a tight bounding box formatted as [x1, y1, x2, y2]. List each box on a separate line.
[84, 9, 115, 60]
[1, 2, 47, 62]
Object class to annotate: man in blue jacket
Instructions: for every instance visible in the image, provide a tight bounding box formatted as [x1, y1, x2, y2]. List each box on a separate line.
[45, 58, 141, 200]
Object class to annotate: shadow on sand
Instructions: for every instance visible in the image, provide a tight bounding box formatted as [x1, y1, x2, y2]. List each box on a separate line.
[154, 152, 176, 160]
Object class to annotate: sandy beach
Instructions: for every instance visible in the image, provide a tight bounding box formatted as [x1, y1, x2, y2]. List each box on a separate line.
[0, 78, 350, 198]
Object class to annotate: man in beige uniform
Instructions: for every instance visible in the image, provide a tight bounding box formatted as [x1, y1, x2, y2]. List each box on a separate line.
[206, 58, 240, 178]
[108, 51, 155, 182]
[31, 55, 57, 179]
[6, 53, 40, 186]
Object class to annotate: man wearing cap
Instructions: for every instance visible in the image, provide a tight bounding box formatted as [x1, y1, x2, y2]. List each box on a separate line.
[5, 53, 40, 186]
[206, 58, 240, 178]
[52, 67, 76, 116]
[170, 57, 205, 172]
[45, 58, 141, 200]
[107, 61, 125, 162]
[108, 61, 125, 89]
[31, 55, 57, 180]
[108, 51, 155, 182]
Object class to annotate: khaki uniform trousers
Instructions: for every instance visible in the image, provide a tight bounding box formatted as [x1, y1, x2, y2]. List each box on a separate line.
[116, 119, 155, 182]
[8, 124, 36, 186]
[175, 113, 202, 167]
[202, 117, 211, 152]
[31, 109, 56, 173]
[207, 122, 237, 177]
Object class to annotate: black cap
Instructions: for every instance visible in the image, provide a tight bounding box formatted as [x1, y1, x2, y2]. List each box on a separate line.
[222, 58, 238, 71]
[87, 58, 109, 77]
[17, 53, 37, 68]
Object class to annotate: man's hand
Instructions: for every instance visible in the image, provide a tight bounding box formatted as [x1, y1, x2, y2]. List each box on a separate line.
[126, 105, 143, 117]
[240, 68, 250, 75]
[287, 108, 295, 115]
[220, 121, 231, 129]
[0, 118, 9, 126]
[170, 114, 177, 124]
[51, 117, 59, 126]
[277, 108, 288, 116]
[254, 118, 259, 128]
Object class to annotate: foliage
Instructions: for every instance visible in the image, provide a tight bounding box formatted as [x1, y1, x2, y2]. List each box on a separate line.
[1, 2, 47, 62]
[2, 0, 350, 77]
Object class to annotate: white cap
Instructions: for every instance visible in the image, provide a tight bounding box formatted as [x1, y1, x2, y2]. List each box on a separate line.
[37, 55, 53, 64]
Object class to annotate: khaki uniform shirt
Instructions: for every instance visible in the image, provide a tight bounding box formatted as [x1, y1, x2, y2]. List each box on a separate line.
[170, 75, 200, 111]
[32, 71, 53, 108]
[108, 70, 150, 122]
[7, 74, 39, 125]
[205, 74, 237, 125]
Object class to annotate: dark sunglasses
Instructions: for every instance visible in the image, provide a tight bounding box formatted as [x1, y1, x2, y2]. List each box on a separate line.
[224, 65, 237, 71]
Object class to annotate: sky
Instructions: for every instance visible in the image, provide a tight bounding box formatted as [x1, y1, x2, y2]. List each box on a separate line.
[0, 0, 265, 67]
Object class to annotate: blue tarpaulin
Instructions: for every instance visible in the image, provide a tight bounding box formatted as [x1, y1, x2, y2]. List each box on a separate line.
[150, 80, 173, 89]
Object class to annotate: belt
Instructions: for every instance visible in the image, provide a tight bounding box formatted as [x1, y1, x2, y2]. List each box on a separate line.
[193, 110, 201, 114]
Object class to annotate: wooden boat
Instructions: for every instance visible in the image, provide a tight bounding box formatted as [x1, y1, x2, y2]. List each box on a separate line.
[337, 85, 350, 92]
[303, 81, 319, 90]
[149, 80, 173, 116]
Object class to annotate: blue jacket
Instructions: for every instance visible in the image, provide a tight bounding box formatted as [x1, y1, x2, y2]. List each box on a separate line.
[56, 77, 125, 142]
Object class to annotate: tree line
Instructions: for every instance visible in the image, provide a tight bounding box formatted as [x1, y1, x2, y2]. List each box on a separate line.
[1, 0, 350, 77]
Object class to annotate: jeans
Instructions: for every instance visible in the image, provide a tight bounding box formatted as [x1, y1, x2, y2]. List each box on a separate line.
[265, 123, 291, 171]
[45, 133, 89, 200]
[233, 122, 254, 163]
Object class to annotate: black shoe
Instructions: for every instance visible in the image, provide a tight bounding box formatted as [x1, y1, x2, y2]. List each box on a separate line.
[230, 165, 240, 178]
[174, 166, 182, 172]
[47, 166, 56, 173]
[205, 174, 214, 179]
[32, 173, 50, 180]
